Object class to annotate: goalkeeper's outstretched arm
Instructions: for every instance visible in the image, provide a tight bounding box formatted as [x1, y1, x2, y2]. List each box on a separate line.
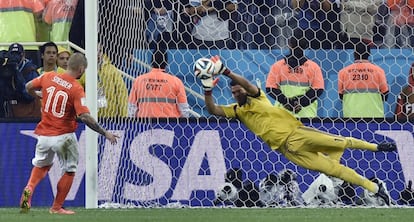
[205, 92, 226, 117]
[210, 55, 259, 96]
[225, 71, 260, 96]
[203, 55, 259, 116]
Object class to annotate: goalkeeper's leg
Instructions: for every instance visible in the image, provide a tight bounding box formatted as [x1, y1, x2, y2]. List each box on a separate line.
[318, 161, 387, 204]
[282, 149, 379, 194]
[292, 151, 391, 205]
[287, 126, 378, 163]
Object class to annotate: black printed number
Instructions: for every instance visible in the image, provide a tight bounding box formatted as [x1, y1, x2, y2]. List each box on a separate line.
[146, 83, 162, 91]
[353, 74, 368, 80]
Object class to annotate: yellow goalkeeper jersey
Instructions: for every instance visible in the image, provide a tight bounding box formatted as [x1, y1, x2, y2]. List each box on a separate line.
[220, 90, 303, 150]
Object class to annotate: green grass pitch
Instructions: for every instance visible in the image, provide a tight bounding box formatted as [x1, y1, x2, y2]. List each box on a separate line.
[1, 207, 414, 222]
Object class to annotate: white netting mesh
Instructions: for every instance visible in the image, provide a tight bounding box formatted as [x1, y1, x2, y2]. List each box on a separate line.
[93, 1, 414, 208]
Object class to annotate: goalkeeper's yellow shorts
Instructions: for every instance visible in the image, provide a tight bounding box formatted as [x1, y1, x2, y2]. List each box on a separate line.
[279, 126, 348, 173]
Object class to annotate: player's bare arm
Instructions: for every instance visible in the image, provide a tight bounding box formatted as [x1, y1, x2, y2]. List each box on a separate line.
[78, 113, 119, 144]
[25, 81, 41, 98]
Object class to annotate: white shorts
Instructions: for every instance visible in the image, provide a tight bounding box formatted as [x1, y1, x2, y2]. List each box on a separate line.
[32, 132, 79, 173]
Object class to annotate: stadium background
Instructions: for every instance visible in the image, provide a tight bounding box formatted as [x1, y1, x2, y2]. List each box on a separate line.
[2, 0, 414, 209]
[163, 48, 414, 117]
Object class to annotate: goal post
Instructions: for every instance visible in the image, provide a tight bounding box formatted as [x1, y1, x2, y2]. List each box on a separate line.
[84, 0, 99, 209]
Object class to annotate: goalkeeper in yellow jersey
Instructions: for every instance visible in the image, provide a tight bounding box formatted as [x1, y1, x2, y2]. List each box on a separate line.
[199, 56, 396, 206]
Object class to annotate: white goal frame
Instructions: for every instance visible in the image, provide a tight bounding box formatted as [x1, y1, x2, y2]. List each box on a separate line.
[84, 0, 98, 209]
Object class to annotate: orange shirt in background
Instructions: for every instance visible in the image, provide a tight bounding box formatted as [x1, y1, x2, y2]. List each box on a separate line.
[0, 0, 44, 49]
[128, 68, 188, 118]
[43, 0, 78, 24]
[338, 60, 388, 117]
[266, 60, 324, 90]
[266, 59, 324, 117]
[338, 61, 388, 95]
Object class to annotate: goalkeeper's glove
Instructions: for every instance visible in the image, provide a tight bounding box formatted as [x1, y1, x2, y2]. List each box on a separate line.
[201, 77, 219, 92]
[210, 55, 231, 75]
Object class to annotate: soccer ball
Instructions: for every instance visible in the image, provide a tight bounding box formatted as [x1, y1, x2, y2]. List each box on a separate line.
[215, 182, 238, 202]
[194, 57, 214, 79]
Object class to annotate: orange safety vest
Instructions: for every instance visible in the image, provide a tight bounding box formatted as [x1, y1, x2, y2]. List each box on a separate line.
[128, 68, 188, 118]
[338, 61, 388, 117]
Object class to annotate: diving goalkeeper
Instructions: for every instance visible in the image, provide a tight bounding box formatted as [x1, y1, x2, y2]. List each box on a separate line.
[200, 56, 396, 205]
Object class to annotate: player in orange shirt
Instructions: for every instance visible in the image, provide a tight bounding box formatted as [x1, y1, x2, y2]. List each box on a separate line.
[128, 50, 190, 118]
[20, 53, 119, 215]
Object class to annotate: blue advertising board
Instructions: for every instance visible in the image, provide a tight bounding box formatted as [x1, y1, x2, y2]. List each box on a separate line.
[0, 119, 412, 207]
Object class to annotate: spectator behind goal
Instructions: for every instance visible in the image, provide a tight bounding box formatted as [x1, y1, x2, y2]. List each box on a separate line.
[395, 62, 414, 120]
[293, 0, 337, 49]
[339, 0, 382, 49]
[77, 47, 128, 118]
[7, 43, 41, 118]
[387, 0, 414, 48]
[266, 33, 324, 118]
[128, 51, 190, 118]
[43, 0, 79, 42]
[56, 46, 71, 70]
[338, 42, 389, 118]
[183, 0, 238, 49]
[38, 42, 66, 75]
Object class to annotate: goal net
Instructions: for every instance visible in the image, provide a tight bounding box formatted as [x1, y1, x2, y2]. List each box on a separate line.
[91, 0, 414, 208]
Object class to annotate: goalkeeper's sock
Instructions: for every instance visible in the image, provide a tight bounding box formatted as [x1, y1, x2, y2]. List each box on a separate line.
[345, 137, 377, 151]
[27, 165, 52, 190]
[363, 179, 379, 194]
[52, 172, 75, 210]
[336, 166, 378, 193]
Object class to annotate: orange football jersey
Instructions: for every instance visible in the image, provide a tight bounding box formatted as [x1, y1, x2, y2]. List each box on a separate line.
[31, 72, 90, 136]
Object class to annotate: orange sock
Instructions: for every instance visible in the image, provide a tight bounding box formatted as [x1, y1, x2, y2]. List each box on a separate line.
[27, 165, 52, 190]
[52, 172, 75, 210]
